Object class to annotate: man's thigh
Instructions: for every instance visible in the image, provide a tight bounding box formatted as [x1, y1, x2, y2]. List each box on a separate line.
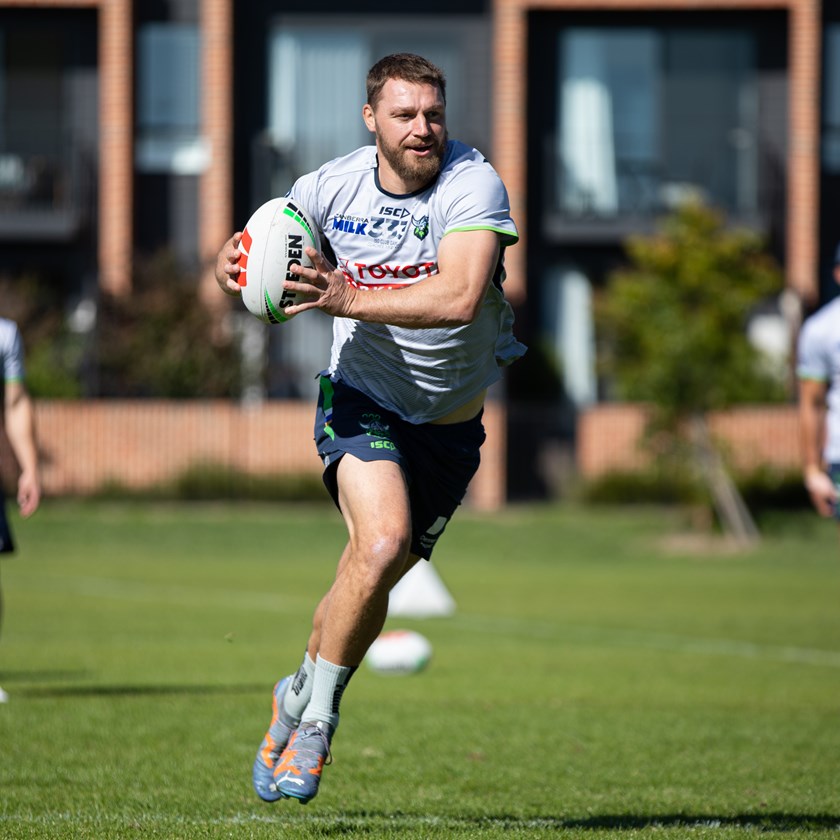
[334, 454, 412, 548]
[314, 376, 485, 558]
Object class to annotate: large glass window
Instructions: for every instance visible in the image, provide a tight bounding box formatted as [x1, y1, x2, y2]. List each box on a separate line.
[259, 17, 489, 205]
[0, 13, 97, 237]
[0, 28, 66, 208]
[824, 24, 840, 172]
[555, 26, 759, 221]
[135, 23, 206, 174]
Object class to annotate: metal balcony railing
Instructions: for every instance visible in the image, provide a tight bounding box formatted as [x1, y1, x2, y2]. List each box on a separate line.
[0, 144, 95, 241]
[539, 133, 784, 244]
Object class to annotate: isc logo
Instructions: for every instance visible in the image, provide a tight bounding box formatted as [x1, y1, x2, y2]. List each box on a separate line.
[379, 206, 409, 218]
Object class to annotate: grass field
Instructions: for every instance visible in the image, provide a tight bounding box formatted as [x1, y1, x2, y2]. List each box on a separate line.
[0, 500, 838, 839]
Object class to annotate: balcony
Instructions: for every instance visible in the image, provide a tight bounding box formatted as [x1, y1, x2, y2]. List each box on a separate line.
[539, 135, 783, 245]
[0, 148, 94, 241]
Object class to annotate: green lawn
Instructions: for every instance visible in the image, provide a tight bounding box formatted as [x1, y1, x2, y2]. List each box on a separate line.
[0, 501, 838, 839]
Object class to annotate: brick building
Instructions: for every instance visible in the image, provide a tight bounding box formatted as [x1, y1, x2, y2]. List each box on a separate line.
[5, 0, 835, 303]
[1, 0, 839, 502]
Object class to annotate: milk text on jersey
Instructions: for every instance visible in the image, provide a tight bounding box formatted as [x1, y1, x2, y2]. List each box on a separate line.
[332, 216, 368, 236]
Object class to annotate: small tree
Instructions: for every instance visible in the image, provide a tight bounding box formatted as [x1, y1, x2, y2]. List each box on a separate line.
[0, 275, 85, 398]
[597, 201, 786, 542]
[96, 251, 239, 398]
[2, 253, 240, 399]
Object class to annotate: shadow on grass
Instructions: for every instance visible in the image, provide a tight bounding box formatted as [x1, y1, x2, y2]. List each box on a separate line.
[558, 813, 840, 831]
[9, 682, 267, 699]
[0, 669, 93, 683]
[319, 812, 840, 833]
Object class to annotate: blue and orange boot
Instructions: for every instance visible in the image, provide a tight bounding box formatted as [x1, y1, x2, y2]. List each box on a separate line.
[272, 720, 333, 804]
[251, 676, 299, 801]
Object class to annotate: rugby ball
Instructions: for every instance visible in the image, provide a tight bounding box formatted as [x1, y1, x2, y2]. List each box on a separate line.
[236, 197, 318, 324]
[366, 630, 432, 675]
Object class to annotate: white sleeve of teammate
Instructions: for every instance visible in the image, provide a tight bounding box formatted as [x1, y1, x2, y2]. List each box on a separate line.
[796, 318, 828, 383]
[1, 320, 25, 382]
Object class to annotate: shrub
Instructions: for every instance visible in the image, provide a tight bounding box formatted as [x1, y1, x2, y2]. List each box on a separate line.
[1, 252, 240, 399]
[95, 251, 239, 398]
[91, 463, 328, 503]
[0, 275, 83, 398]
[581, 465, 810, 515]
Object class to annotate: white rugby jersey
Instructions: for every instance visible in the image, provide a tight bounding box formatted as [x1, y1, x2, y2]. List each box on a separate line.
[797, 295, 840, 463]
[288, 140, 525, 423]
[0, 318, 25, 383]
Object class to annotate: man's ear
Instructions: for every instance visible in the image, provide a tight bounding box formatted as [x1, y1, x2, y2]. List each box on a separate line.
[363, 103, 376, 134]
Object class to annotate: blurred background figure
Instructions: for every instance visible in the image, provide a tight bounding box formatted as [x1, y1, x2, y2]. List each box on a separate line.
[1, 317, 42, 702]
[796, 243, 840, 533]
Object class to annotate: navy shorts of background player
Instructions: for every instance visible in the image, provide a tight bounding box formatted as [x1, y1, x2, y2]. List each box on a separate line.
[314, 375, 485, 559]
[831, 464, 840, 521]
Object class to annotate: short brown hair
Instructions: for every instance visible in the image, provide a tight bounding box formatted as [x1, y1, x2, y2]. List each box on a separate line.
[366, 53, 447, 111]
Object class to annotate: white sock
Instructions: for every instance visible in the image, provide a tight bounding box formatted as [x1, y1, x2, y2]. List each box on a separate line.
[282, 651, 316, 721]
[301, 654, 357, 732]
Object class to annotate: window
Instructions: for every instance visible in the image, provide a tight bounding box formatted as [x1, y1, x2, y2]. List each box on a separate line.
[558, 29, 659, 216]
[0, 13, 97, 237]
[824, 24, 840, 172]
[135, 23, 207, 174]
[259, 17, 490, 202]
[555, 26, 760, 222]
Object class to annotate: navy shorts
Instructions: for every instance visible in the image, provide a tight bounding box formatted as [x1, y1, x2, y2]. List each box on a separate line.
[0, 494, 15, 554]
[831, 464, 840, 521]
[314, 376, 486, 559]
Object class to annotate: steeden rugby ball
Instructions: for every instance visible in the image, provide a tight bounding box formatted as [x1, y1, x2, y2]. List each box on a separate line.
[237, 197, 318, 324]
[366, 629, 433, 675]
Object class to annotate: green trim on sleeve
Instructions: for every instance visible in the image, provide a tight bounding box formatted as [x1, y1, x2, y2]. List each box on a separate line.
[443, 225, 519, 245]
[797, 365, 829, 382]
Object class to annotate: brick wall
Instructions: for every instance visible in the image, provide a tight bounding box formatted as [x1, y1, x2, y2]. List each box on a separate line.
[0, 400, 508, 511]
[98, 0, 133, 296]
[577, 403, 802, 477]
[199, 0, 234, 308]
[0, 401, 800, 507]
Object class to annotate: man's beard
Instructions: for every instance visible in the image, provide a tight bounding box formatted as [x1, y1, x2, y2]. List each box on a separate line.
[378, 129, 448, 189]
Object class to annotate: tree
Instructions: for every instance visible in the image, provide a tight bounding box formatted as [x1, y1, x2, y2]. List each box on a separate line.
[597, 201, 786, 543]
[1, 252, 240, 399]
[96, 251, 239, 398]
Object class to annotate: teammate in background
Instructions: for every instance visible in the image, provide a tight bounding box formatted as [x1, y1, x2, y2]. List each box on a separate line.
[796, 242, 840, 534]
[0, 318, 42, 703]
[216, 53, 524, 803]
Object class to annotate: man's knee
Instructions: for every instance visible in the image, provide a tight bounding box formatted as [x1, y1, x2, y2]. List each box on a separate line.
[350, 527, 411, 590]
